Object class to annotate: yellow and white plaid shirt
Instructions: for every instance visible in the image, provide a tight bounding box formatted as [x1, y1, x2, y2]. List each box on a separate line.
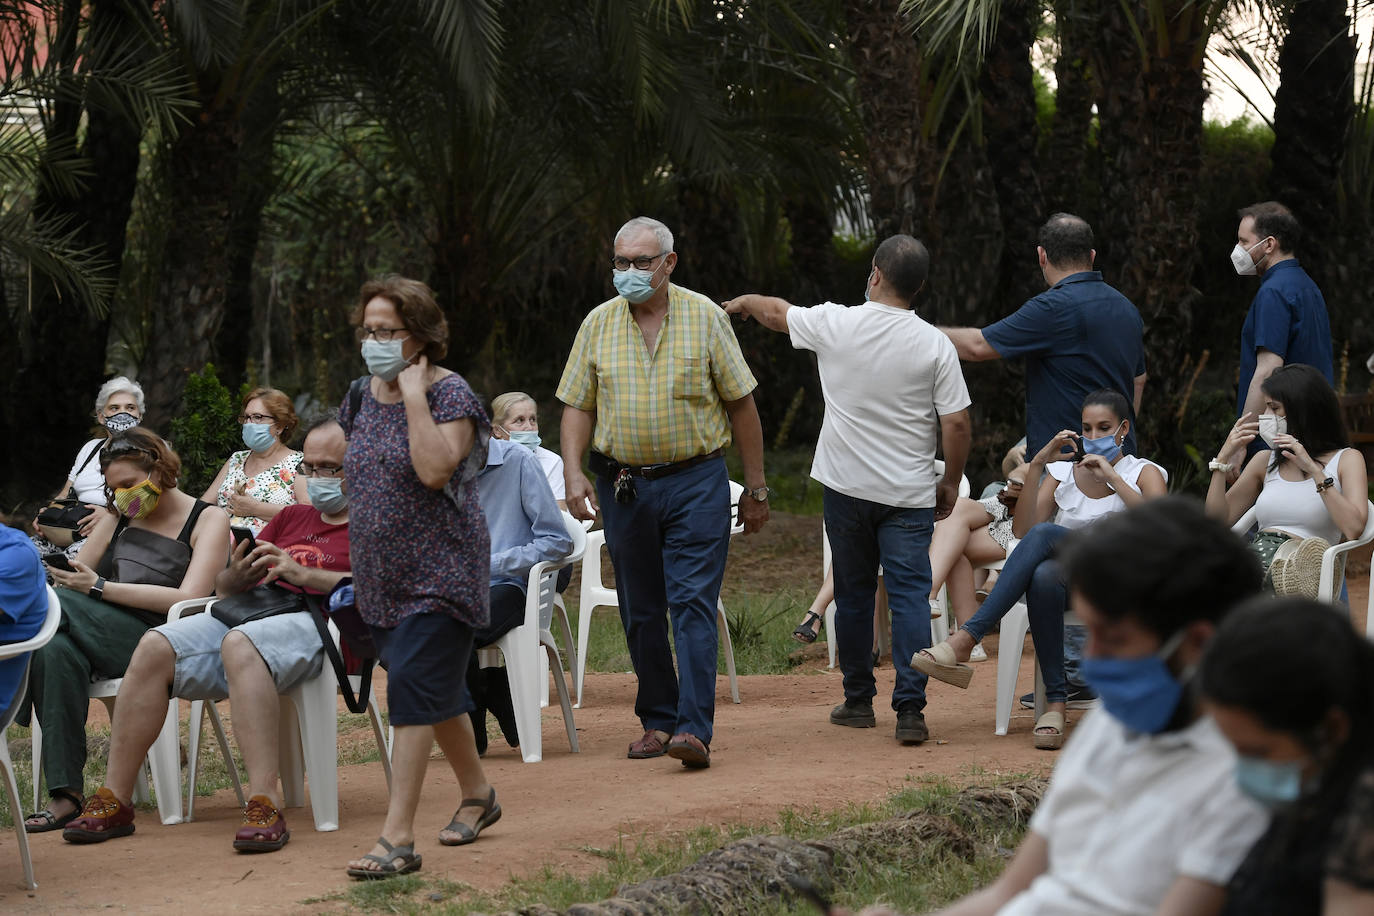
[556, 284, 757, 466]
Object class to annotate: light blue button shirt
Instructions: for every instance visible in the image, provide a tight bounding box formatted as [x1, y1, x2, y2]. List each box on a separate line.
[477, 438, 572, 591]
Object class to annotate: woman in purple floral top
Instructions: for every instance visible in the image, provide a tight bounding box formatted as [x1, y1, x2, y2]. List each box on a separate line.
[339, 276, 501, 880]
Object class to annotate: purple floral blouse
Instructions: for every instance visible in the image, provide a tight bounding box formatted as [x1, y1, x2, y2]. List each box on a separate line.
[340, 374, 490, 629]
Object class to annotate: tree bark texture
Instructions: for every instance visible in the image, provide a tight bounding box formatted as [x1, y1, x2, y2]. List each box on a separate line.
[1270, 0, 1355, 291]
[1046, 0, 1096, 213]
[1090, 0, 1208, 447]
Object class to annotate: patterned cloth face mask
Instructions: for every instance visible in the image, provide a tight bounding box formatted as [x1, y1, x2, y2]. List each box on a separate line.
[114, 478, 162, 520]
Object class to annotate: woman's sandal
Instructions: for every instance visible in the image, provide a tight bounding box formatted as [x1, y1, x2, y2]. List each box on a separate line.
[346, 837, 422, 879]
[791, 611, 823, 644]
[438, 787, 501, 846]
[1034, 711, 1066, 750]
[24, 789, 83, 834]
[909, 640, 975, 689]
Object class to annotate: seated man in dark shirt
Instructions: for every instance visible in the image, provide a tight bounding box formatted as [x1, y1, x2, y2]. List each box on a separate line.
[63, 417, 353, 853]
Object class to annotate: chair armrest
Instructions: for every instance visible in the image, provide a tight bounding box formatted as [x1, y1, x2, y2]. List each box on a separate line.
[0, 586, 62, 660]
[167, 596, 215, 623]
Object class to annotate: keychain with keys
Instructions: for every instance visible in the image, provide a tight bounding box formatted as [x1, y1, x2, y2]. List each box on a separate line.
[613, 468, 637, 504]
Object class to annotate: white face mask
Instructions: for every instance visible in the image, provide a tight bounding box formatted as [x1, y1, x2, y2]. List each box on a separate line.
[1230, 237, 1272, 276]
[1257, 413, 1287, 448]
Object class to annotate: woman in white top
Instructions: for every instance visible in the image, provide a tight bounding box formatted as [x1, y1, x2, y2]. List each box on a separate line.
[34, 377, 145, 550]
[1205, 363, 1367, 583]
[912, 389, 1167, 748]
[201, 387, 307, 535]
[490, 391, 565, 505]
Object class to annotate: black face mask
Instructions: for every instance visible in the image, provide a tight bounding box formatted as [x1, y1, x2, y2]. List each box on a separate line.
[103, 412, 139, 433]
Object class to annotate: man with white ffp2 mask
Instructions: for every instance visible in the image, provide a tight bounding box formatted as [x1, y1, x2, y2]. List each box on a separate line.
[1220, 201, 1333, 471]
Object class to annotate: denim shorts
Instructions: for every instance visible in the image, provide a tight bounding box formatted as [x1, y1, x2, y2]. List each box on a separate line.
[154, 611, 325, 702]
[371, 612, 475, 726]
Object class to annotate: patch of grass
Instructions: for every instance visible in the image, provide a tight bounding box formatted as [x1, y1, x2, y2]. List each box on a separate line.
[322, 774, 1032, 915]
[726, 446, 823, 516]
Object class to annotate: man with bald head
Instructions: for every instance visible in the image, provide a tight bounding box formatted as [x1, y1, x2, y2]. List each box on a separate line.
[557, 216, 768, 770]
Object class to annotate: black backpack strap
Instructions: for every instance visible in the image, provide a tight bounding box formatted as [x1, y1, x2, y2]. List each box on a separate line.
[303, 592, 374, 714]
[344, 375, 369, 435]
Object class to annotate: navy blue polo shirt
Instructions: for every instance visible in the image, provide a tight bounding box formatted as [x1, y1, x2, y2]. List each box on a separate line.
[983, 271, 1145, 459]
[1237, 259, 1333, 415]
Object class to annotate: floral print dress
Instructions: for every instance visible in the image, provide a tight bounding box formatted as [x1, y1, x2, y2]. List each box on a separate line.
[215, 449, 303, 535]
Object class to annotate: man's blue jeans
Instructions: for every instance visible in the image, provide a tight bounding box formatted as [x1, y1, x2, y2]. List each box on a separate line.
[597, 458, 730, 745]
[823, 487, 934, 713]
[960, 522, 1071, 704]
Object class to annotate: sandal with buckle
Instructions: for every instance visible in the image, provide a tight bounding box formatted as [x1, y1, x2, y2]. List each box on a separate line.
[791, 611, 822, 644]
[25, 788, 84, 834]
[439, 787, 501, 846]
[346, 837, 422, 879]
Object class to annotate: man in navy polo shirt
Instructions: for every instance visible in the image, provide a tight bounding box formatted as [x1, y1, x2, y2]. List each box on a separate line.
[1221, 201, 1333, 467]
[939, 213, 1146, 462]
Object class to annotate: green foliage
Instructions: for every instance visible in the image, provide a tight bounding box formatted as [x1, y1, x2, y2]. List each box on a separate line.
[167, 364, 244, 497]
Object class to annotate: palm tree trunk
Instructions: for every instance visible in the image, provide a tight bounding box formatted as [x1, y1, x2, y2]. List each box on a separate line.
[1046, 0, 1096, 213]
[1270, 0, 1356, 290]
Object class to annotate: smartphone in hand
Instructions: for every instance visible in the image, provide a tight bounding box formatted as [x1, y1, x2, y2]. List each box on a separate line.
[42, 552, 75, 572]
[230, 526, 257, 552]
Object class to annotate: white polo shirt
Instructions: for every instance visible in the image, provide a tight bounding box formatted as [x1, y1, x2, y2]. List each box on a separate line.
[1000, 708, 1270, 916]
[788, 301, 970, 509]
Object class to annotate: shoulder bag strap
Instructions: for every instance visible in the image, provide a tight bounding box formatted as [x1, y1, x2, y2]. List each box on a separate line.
[344, 375, 369, 435]
[302, 592, 373, 714]
[74, 439, 104, 477]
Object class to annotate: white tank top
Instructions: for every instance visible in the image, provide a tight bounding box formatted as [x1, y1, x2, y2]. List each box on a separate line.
[1253, 449, 1345, 542]
[1047, 454, 1167, 531]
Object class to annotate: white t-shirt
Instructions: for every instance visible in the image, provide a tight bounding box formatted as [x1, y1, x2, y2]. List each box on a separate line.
[534, 446, 566, 500]
[1047, 454, 1167, 530]
[67, 438, 108, 505]
[1000, 709, 1269, 916]
[788, 301, 971, 509]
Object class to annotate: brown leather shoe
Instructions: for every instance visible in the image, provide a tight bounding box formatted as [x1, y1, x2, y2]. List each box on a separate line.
[627, 729, 670, 759]
[62, 787, 135, 843]
[666, 733, 710, 769]
[233, 795, 290, 852]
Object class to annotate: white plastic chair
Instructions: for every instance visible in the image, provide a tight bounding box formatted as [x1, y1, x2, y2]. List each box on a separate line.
[182, 603, 392, 831]
[477, 511, 585, 763]
[1, 585, 61, 889]
[573, 481, 742, 708]
[1231, 499, 1374, 634]
[29, 595, 208, 825]
[822, 464, 969, 669]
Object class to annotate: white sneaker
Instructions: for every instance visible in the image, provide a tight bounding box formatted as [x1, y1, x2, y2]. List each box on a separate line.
[968, 644, 989, 662]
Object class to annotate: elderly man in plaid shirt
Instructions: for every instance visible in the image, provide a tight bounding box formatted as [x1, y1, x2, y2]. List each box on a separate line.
[557, 216, 768, 770]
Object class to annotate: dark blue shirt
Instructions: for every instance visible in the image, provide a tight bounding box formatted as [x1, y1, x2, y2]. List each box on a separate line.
[1237, 259, 1333, 416]
[983, 271, 1145, 459]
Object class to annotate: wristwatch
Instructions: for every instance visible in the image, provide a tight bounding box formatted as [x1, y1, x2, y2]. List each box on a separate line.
[743, 485, 771, 502]
[88, 576, 105, 601]
[1208, 459, 1232, 474]
[1315, 476, 1335, 493]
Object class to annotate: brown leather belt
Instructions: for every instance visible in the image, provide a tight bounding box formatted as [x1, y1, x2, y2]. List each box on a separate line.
[588, 448, 723, 481]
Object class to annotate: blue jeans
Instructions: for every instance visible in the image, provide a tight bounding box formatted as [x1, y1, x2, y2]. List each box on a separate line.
[597, 457, 730, 744]
[824, 487, 934, 713]
[960, 522, 1071, 704]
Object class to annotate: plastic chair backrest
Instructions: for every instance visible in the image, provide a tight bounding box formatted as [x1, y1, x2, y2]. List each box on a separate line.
[0, 585, 61, 731]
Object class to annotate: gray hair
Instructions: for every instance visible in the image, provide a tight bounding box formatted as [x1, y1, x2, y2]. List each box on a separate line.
[95, 376, 145, 415]
[615, 216, 674, 254]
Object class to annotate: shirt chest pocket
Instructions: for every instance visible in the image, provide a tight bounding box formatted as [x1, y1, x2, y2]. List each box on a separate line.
[671, 356, 711, 401]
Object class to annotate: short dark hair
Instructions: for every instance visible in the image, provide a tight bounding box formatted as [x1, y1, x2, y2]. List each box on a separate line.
[303, 413, 343, 440]
[1081, 388, 1131, 424]
[872, 234, 930, 303]
[1199, 597, 1374, 756]
[1238, 201, 1301, 253]
[1260, 363, 1346, 472]
[1037, 213, 1094, 268]
[352, 275, 449, 362]
[1060, 496, 1262, 640]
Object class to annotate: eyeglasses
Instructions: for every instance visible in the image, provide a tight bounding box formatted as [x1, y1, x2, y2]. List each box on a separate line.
[355, 327, 410, 342]
[610, 252, 668, 272]
[239, 413, 274, 424]
[298, 463, 344, 478]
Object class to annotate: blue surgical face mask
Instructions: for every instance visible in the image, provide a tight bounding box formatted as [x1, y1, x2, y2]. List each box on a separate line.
[1080, 422, 1124, 459]
[863, 268, 874, 303]
[1080, 628, 1190, 735]
[612, 266, 664, 304]
[1234, 755, 1304, 809]
[509, 430, 541, 451]
[306, 476, 349, 515]
[361, 338, 411, 382]
[242, 422, 276, 453]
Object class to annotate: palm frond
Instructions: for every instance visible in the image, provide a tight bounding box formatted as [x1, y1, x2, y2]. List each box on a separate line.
[165, 0, 243, 72]
[0, 209, 116, 316]
[900, 0, 1000, 64]
[413, 0, 504, 113]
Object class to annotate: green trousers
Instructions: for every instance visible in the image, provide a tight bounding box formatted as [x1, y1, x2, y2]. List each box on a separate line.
[29, 589, 157, 797]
